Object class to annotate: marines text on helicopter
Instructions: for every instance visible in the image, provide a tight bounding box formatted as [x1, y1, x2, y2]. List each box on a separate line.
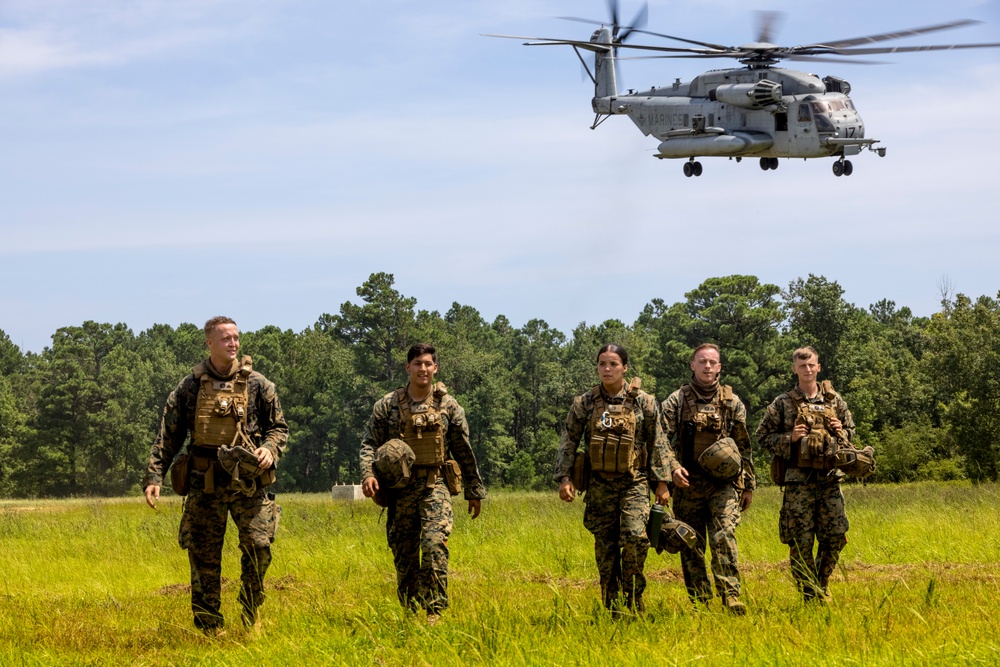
[486, 3, 1000, 177]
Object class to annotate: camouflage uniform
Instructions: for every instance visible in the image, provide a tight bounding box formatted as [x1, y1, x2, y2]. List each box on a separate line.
[661, 384, 755, 604]
[360, 386, 486, 615]
[755, 386, 855, 600]
[554, 385, 673, 610]
[144, 359, 287, 630]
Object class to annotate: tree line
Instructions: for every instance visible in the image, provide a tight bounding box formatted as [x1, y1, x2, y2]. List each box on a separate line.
[0, 272, 997, 498]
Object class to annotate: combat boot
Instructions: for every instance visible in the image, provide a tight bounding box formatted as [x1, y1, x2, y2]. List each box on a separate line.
[723, 596, 746, 616]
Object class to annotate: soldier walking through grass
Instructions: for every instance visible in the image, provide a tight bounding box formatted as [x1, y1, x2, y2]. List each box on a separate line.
[360, 343, 486, 625]
[143, 316, 287, 634]
[661, 343, 755, 615]
[755, 346, 856, 603]
[554, 344, 672, 615]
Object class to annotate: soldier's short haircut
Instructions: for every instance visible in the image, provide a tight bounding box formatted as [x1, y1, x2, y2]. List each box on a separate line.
[407, 343, 437, 364]
[792, 346, 820, 363]
[204, 316, 237, 337]
[597, 343, 629, 366]
[690, 343, 721, 362]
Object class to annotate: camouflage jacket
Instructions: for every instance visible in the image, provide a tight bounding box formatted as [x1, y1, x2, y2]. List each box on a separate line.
[553, 384, 674, 484]
[143, 359, 288, 489]
[754, 384, 855, 484]
[360, 385, 487, 501]
[661, 385, 756, 492]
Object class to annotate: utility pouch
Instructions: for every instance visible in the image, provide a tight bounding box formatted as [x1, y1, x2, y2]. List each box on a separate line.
[770, 455, 786, 487]
[258, 468, 276, 488]
[444, 459, 462, 496]
[169, 452, 192, 496]
[571, 451, 590, 493]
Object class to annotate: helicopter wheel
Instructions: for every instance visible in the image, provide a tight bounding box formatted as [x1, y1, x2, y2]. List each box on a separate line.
[843, 160, 854, 176]
[683, 162, 693, 177]
[769, 157, 779, 170]
[832, 161, 844, 177]
[759, 157, 770, 171]
[692, 161, 703, 177]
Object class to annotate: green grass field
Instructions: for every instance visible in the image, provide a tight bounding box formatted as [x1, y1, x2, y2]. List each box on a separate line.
[1, 482, 998, 666]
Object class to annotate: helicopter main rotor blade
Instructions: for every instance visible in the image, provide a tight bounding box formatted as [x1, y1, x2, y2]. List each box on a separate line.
[824, 41, 1000, 56]
[631, 28, 730, 51]
[616, 53, 750, 60]
[785, 54, 887, 65]
[807, 19, 981, 50]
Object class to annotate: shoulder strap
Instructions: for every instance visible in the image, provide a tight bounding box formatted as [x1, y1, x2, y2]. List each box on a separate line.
[590, 385, 605, 414]
[395, 388, 410, 436]
[624, 377, 641, 411]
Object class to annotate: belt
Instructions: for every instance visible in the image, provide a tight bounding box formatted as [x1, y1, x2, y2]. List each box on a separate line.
[191, 445, 220, 460]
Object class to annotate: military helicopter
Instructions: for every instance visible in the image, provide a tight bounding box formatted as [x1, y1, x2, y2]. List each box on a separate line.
[486, 3, 1000, 177]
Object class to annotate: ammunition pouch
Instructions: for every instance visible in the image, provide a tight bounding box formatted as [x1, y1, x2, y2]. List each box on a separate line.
[169, 452, 192, 496]
[444, 459, 463, 496]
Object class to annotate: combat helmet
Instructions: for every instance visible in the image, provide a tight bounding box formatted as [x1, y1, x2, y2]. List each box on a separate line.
[834, 445, 876, 479]
[218, 445, 269, 496]
[657, 516, 699, 554]
[374, 439, 415, 489]
[698, 437, 743, 482]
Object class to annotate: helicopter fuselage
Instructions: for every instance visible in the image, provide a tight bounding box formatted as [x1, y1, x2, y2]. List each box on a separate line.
[595, 67, 876, 160]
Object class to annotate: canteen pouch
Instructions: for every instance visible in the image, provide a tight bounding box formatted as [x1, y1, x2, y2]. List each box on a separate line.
[444, 459, 463, 496]
[170, 452, 191, 496]
[571, 451, 590, 493]
[770, 455, 787, 486]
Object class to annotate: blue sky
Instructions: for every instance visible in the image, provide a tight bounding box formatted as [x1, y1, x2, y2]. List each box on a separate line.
[2, 0, 999, 352]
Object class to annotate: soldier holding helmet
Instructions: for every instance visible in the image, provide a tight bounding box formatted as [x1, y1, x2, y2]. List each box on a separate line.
[661, 343, 754, 615]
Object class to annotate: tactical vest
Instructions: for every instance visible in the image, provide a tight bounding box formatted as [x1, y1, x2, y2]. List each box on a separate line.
[679, 384, 733, 470]
[396, 383, 448, 467]
[588, 378, 643, 474]
[192, 355, 252, 448]
[789, 380, 841, 470]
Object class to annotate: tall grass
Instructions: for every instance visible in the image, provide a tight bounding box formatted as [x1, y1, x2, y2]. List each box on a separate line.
[0, 482, 998, 666]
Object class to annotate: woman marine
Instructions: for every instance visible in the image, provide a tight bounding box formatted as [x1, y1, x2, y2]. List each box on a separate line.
[554, 344, 674, 613]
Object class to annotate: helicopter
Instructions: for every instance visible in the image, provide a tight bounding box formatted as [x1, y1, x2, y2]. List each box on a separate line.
[486, 3, 1000, 177]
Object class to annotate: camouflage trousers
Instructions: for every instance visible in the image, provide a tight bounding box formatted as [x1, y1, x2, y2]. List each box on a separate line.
[583, 473, 651, 609]
[387, 474, 454, 614]
[779, 476, 849, 597]
[178, 468, 280, 630]
[672, 476, 742, 602]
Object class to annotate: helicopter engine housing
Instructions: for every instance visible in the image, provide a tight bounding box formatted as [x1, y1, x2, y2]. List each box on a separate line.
[710, 80, 783, 109]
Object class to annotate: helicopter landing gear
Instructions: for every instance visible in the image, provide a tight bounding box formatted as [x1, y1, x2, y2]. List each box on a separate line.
[759, 157, 779, 171]
[832, 159, 853, 177]
[683, 160, 703, 177]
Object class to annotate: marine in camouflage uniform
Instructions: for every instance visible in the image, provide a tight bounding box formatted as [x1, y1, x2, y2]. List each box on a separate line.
[143, 317, 287, 632]
[554, 345, 673, 613]
[360, 344, 486, 622]
[754, 346, 855, 602]
[661, 344, 755, 614]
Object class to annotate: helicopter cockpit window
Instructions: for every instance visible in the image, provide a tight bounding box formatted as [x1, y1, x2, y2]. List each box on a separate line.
[814, 114, 836, 134]
[798, 104, 812, 122]
[811, 101, 830, 114]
